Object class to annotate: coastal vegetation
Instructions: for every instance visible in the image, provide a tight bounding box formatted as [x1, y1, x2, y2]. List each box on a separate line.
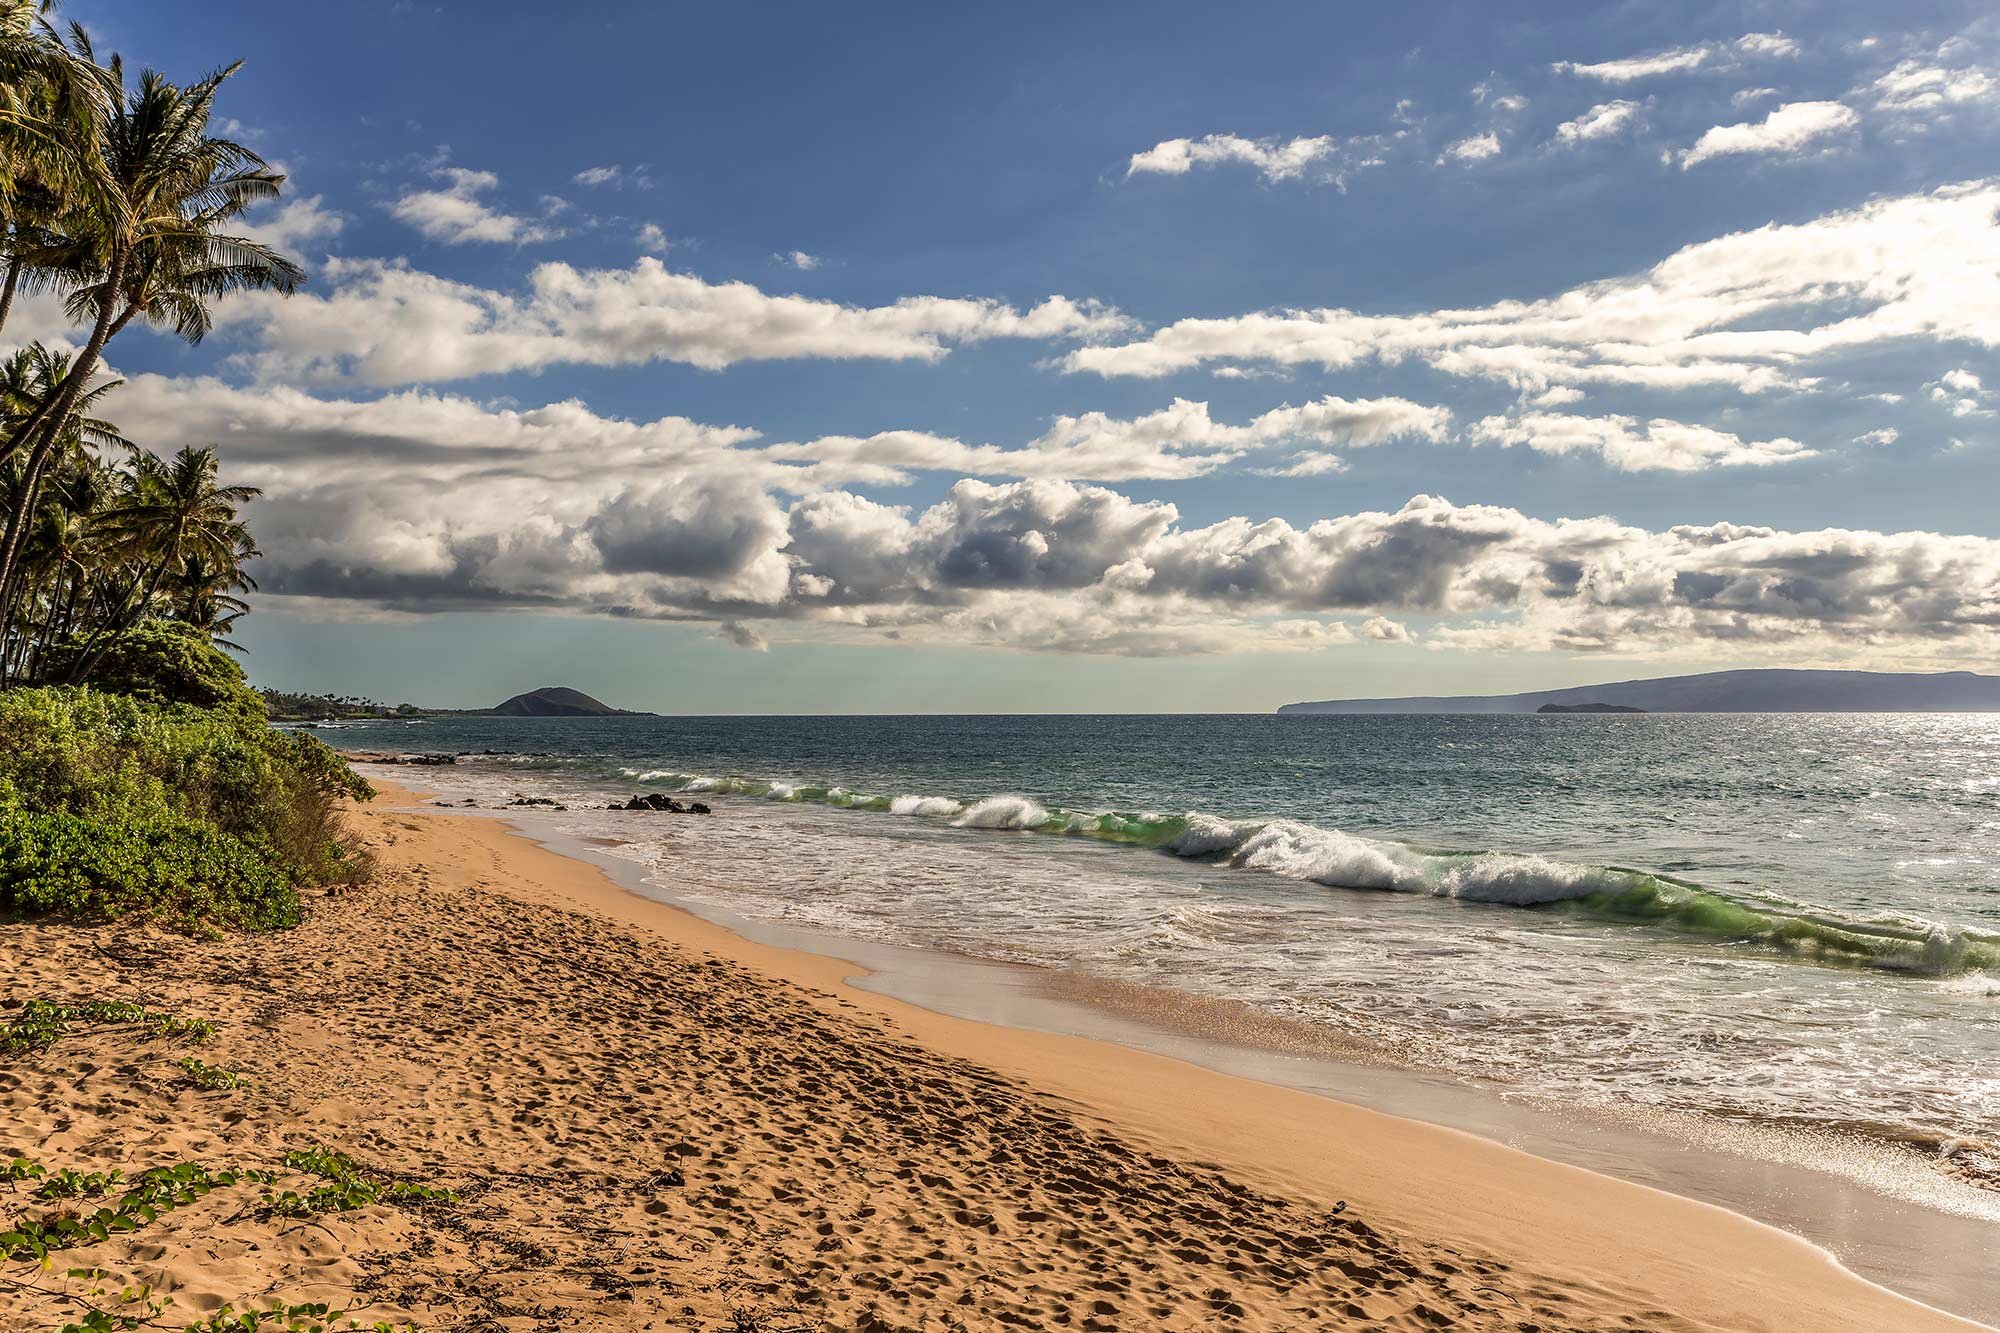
[1, 7, 423, 1322]
[0, 997, 214, 1053]
[0, 0, 371, 934]
[259, 690, 422, 723]
[0, 639, 374, 930]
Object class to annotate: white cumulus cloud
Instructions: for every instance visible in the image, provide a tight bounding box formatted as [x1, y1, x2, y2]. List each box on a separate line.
[1553, 100, 1646, 145]
[390, 167, 568, 245]
[218, 256, 1131, 383]
[1066, 181, 2000, 398]
[1126, 133, 1340, 182]
[1872, 59, 1998, 112]
[1438, 132, 1502, 165]
[236, 195, 345, 254]
[103, 374, 2000, 664]
[1469, 413, 1813, 471]
[1678, 101, 1858, 168]
[1554, 33, 1796, 84]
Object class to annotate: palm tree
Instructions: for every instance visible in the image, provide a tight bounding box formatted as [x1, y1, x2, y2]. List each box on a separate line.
[99, 444, 260, 608]
[0, 55, 301, 646]
[167, 542, 257, 652]
[4, 450, 102, 678]
[45, 445, 259, 683]
[0, 2, 115, 334]
[0, 342, 127, 452]
[0, 343, 126, 681]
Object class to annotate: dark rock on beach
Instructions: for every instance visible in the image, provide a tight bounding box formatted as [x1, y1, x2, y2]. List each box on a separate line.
[345, 751, 458, 766]
[617, 794, 712, 815]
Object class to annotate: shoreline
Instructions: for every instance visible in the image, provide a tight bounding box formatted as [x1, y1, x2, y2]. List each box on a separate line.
[384, 754, 2000, 1323]
[375, 773, 1986, 1330]
[605, 839, 2000, 1319]
[4, 773, 1985, 1329]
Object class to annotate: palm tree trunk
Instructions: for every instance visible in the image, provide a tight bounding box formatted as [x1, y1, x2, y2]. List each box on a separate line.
[0, 574, 29, 684]
[134, 553, 173, 621]
[0, 254, 21, 339]
[0, 259, 131, 650]
[60, 556, 164, 686]
[27, 566, 72, 684]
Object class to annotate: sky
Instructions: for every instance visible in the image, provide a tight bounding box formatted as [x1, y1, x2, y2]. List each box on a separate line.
[23, 0, 2000, 711]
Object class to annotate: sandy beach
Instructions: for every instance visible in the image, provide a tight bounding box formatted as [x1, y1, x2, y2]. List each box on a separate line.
[0, 778, 1982, 1332]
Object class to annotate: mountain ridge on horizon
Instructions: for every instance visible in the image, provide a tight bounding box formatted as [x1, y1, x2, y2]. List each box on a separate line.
[1277, 668, 2000, 715]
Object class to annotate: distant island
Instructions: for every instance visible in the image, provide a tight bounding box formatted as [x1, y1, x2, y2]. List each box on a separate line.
[490, 686, 649, 717]
[1537, 702, 1647, 714]
[1279, 668, 2000, 715]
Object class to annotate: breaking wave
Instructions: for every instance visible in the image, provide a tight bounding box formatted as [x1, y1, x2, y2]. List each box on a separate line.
[891, 795, 966, 818]
[548, 765, 2000, 979]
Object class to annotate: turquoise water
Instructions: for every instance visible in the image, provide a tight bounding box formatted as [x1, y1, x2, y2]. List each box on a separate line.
[330, 712, 2000, 1214]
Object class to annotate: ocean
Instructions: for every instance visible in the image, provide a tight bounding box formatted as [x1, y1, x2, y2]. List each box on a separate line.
[323, 711, 2000, 1233]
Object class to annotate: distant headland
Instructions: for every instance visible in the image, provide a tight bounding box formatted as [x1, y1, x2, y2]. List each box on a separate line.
[263, 685, 651, 721]
[1279, 668, 2000, 715]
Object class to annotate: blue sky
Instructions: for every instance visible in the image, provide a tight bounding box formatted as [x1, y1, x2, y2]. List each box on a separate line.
[34, 0, 2000, 710]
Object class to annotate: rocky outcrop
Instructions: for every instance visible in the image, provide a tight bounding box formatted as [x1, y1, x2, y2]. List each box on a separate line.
[346, 751, 458, 765]
[610, 794, 712, 814]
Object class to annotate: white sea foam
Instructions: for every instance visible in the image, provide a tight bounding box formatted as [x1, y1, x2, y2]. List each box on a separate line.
[1935, 970, 2000, 999]
[954, 795, 1050, 830]
[1176, 822, 1635, 907]
[1436, 853, 1625, 905]
[890, 794, 965, 818]
[1167, 813, 1252, 857]
[1230, 820, 1408, 891]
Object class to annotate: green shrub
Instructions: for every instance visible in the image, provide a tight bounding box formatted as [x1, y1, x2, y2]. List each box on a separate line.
[180, 1302, 415, 1333]
[0, 684, 373, 930]
[41, 620, 264, 716]
[0, 1161, 271, 1264]
[262, 1144, 455, 1217]
[0, 811, 298, 929]
[177, 1055, 246, 1090]
[0, 998, 215, 1054]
